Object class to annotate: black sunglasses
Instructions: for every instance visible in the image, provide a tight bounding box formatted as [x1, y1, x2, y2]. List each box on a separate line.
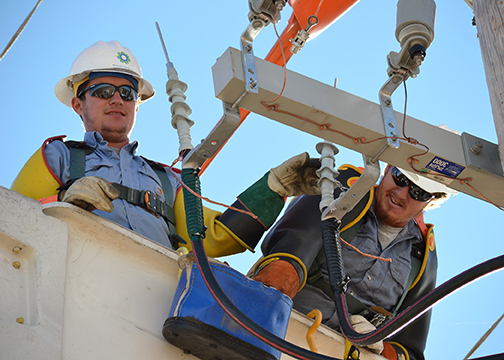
[390, 167, 434, 202]
[77, 83, 139, 102]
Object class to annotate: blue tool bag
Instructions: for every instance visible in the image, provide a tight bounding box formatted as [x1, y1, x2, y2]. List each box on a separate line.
[163, 258, 293, 360]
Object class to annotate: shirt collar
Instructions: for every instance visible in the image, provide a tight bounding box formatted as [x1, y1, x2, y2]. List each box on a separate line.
[83, 131, 139, 155]
[369, 198, 423, 243]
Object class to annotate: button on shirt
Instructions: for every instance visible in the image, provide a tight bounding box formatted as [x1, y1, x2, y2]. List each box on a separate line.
[45, 132, 180, 248]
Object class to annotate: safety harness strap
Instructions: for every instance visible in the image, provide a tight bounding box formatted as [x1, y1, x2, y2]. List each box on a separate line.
[393, 245, 422, 317]
[111, 182, 175, 225]
[63, 140, 182, 246]
[138, 156, 184, 245]
[66, 141, 93, 180]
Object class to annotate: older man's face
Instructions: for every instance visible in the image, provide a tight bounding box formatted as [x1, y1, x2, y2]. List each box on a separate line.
[71, 76, 138, 148]
[374, 165, 431, 227]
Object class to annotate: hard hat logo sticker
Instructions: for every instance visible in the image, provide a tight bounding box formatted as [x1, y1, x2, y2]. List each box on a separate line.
[117, 51, 131, 64]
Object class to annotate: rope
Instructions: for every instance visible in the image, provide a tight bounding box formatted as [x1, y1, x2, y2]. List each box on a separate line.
[165, 162, 259, 221]
[340, 237, 392, 263]
[262, 6, 288, 105]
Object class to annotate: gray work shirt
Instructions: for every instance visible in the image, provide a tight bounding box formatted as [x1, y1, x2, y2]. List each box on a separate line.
[45, 131, 180, 248]
[293, 203, 424, 328]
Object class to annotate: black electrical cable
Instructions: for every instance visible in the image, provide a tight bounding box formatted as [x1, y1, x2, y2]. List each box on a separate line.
[193, 224, 504, 358]
[320, 218, 348, 293]
[323, 222, 504, 346]
[468, 354, 504, 360]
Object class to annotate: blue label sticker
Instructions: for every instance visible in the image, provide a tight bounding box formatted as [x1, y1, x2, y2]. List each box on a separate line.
[426, 156, 465, 178]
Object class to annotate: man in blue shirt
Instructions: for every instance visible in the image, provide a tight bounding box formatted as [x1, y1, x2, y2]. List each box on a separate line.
[11, 40, 321, 255]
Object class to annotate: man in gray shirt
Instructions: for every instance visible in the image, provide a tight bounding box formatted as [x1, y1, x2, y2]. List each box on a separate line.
[252, 163, 455, 360]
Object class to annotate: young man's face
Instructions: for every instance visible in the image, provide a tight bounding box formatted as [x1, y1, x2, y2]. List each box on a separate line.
[374, 165, 431, 228]
[71, 76, 138, 148]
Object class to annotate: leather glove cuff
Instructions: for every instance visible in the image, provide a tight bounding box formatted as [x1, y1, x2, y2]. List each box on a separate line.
[253, 259, 300, 299]
[382, 342, 408, 360]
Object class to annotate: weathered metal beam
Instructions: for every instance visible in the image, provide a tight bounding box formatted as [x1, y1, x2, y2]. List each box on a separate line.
[212, 47, 504, 206]
[473, 0, 504, 172]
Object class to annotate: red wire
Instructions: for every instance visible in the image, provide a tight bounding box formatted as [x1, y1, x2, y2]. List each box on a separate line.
[262, 7, 288, 105]
[165, 163, 260, 220]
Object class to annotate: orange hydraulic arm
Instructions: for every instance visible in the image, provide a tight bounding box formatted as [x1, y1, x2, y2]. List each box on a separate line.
[200, 0, 359, 173]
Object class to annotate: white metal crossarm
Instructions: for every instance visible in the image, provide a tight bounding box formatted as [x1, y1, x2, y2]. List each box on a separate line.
[212, 47, 504, 207]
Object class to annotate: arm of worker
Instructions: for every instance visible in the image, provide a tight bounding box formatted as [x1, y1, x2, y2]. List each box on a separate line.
[250, 165, 373, 299]
[173, 153, 321, 258]
[249, 194, 324, 298]
[10, 136, 66, 201]
[11, 138, 119, 212]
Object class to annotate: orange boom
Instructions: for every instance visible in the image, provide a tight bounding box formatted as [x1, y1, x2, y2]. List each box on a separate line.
[201, 0, 359, 172]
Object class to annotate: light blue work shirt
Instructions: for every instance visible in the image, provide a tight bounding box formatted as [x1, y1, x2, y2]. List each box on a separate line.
[45, 131, 180, 248]
[293, 202, 423, 327]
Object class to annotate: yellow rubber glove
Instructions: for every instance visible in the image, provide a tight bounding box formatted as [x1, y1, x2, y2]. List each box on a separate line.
[60, 176, 119, 213]
[349, 315, 384, 355]
[267, 152, 321, 197]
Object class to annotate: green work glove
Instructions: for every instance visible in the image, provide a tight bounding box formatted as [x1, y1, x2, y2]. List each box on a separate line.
[268, 152, 321, 197]
[60, 176, 119, 213]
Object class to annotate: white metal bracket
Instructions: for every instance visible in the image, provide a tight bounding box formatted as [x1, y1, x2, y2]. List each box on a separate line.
[378, 74, 403, 151]
[239, 19, 266, 98]
[183, 102, 241, 169]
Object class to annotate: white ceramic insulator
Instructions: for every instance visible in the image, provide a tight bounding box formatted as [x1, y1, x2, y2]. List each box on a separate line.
[166, 66, 179, 81]
[396, 0, 435, 48]
[173, 116, 193, 153]
[316, 142, 340, 212]
[166, 77, 194, 152]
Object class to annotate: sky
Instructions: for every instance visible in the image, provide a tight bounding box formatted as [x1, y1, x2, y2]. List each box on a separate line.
[1, 1, 503, 359]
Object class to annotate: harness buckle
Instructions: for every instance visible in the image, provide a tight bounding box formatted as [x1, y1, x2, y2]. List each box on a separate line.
[370, 313, 388, 328]
[144, 190, 160, 218]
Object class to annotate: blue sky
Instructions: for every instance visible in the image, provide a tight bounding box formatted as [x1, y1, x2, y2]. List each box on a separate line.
[1, 1, 503, 359]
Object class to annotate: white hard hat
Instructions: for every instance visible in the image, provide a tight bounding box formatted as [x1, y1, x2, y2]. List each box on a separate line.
[398, 167, 458, 195]
[55, 41, 155, 107]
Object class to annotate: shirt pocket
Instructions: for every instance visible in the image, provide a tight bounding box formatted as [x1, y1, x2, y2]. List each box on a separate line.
[137, 166, 167, 202]
[389, 253, 411, 290]
[84, 153, 114, 176]
[341, 235, 380, 279]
